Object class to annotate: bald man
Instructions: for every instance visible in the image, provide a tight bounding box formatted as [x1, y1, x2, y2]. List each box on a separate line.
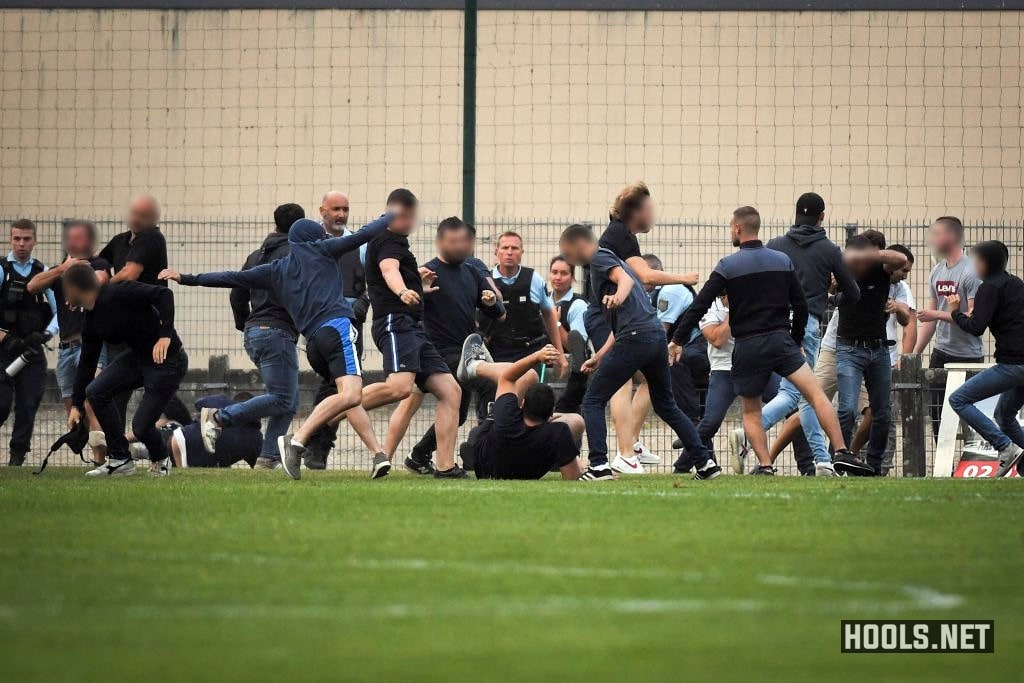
[100, 194, 168, 287]
[304, 191, 371, 469]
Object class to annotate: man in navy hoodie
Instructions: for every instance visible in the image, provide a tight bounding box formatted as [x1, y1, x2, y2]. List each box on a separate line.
[732, 192, 860, 476]
[160, 205, 402, 480]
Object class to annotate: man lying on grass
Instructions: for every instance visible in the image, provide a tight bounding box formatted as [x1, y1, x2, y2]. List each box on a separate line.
[457, 335, 585, 480]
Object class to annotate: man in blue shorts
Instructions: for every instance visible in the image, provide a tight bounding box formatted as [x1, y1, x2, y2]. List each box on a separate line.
[159, 203, 402, 480]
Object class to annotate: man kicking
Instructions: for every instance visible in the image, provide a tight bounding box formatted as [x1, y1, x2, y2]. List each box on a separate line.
[458, 338, 585, 479]
[559, 224, 721, 481]
[159, 206, 401, 480]
[62, 264, 188, 477]
[668, 206, 860, 476]
[342, 189, 467, 479]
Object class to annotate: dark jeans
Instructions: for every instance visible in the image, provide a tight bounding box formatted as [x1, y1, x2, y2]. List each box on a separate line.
[219, 326, 299, 459]
[670, 336, 710, 424]
[929, 348, 984, 438]
[837, 341, 892, 469]
[411, 351, 491, 458]
[0, 352, 47, 457]
[582, 330, 710, 468]
[86, 348, 188, 462]
[949, 363, 1024, 452]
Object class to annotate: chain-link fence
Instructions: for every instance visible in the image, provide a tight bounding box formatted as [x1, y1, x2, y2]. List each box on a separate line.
[2, 216, 1021, 475]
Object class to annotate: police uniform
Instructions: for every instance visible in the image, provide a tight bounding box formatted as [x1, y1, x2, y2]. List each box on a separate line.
[0, 253, 59, 465]
[480, 266, 554, 363]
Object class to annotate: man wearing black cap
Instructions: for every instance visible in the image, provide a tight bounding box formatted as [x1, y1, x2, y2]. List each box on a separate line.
[730, 192, 860, 476]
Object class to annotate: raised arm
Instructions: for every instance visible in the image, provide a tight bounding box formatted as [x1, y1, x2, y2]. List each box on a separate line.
[162, 264, 275, 291]
[322, 214, 392, 258]
[624, 255, 698, 287]
[497, 345, 560, 398]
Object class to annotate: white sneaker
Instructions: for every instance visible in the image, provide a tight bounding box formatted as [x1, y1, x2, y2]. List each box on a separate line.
[728, 428, 749, 475]
[85, 458, 136, 477]
[632, 440, 661, 465]
[996, 443, 1024, 477]
[610, 453, 645, 475]
[150, 457, 171, 477]
[815, 462, 837, 477]
[199, 407, 222, 453]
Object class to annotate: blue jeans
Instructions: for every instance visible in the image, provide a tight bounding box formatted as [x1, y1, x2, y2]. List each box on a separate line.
[836, 341, 892, 467]
[582, 330, 711, 468]
[219, 326, 300, 459]
[698, 370, 780, 452]
[760, 316, 829, 463]
[949, 363, 1024, 452]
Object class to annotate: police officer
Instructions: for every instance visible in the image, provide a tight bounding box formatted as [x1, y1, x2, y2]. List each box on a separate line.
[1, 219, 59, 466]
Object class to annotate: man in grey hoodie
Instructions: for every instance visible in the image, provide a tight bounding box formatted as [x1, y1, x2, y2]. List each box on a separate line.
[731, 193, 860, 476]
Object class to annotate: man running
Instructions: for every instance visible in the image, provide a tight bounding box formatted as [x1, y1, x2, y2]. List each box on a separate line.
[384, 217, 505, 474]
[159, 206, 401, 480]
[342, 189, 467, 479]
[63, 265, 188, 477]
[559, 224, 721, 481]
[669, 206, 859, 476]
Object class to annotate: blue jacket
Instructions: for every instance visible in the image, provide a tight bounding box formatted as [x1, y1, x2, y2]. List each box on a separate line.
[179, 215, 391, 338]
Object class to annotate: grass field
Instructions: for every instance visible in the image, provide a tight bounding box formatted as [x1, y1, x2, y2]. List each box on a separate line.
[0, 468, 1021, 682]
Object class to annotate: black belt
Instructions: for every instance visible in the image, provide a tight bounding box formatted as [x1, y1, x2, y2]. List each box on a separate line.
[58, 340, 81, 350]
[837, 337, 892, 350]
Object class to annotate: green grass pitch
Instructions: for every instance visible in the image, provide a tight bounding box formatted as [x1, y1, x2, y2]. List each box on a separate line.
[1, 469, 1021, 681]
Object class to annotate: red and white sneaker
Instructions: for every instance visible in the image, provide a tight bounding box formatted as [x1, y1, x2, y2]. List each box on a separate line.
[632, 440, 661, 466]
[610, 453, 645, 475]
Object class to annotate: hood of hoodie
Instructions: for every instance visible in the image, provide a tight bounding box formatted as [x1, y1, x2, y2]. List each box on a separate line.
[785, 223, 828, 248]
[974, 240, 1009, 280]
[261, 231, 291, 252]
[288, 218, 325, 244]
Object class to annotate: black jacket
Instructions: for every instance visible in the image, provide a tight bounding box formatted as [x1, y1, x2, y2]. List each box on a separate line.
[952, 241, 1024, 364]
[767, 224, 859, 320]
[229, 232, 298, 338]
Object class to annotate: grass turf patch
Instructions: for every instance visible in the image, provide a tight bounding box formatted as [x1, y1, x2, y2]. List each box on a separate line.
[0, 469, 1021, 681]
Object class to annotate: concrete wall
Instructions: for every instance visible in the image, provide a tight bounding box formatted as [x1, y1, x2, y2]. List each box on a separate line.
[1, 9, 1022, 223]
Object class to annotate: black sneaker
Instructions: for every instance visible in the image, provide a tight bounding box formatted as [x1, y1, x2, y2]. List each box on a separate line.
[672, 452, 694, 475]
[751, 465, 776, 476]
[579, 465, 615, 481]
[567, 330, 587, 373]
[434, 465, 468, 479]
[693, 458, 722, 481]
[371, 452, 392, 480]
[7, 452, 25, 467]
[456, 333, 491, 383]
[671, 438, 683, 450]
[833, 449, 875, 477]
[404, 452, 436, 475]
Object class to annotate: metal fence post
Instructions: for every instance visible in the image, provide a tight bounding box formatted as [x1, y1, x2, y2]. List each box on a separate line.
[462, 0, 477, 226]
[895, 353, 927, 476]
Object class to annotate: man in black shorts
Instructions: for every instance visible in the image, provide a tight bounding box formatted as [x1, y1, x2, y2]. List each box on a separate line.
[343, 190, 467, 478]
[384, 217, 505, 474]
[457, 337, 584, 480]
[160, 208, 399, 480]
[669, 206, 859, 476]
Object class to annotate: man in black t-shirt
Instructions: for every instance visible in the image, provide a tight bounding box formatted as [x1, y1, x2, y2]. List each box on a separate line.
[458, 339, 584, 479]
[835, 231, 909, 475]
[387, 217, 505, 475]
[343, 189, 468, 478]
[26, 220, 111, 463]
[99, 194, 168, 286]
